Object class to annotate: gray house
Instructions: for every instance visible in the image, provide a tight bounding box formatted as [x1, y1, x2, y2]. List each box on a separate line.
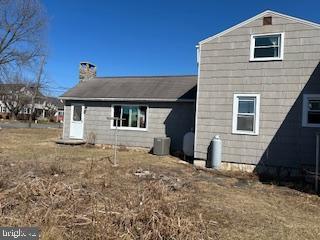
[60, 63, 196, 151]
[195, 10, 320, 173]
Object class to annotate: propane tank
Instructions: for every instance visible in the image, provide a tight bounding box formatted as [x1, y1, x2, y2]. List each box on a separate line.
[211, 135, 222, 168]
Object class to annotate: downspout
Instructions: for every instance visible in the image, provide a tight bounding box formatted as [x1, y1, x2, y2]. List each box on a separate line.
[194, 44, 201, 159]
[316, 133, 319, 194]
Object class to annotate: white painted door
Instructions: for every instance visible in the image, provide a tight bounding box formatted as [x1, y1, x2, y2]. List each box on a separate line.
[70, 105, 84, 139]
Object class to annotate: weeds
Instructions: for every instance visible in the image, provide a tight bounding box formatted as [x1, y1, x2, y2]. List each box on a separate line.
[0, 173, 212, 239]
[1, 129, 320, 240]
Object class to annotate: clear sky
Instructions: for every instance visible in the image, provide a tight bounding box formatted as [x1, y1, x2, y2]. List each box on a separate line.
[43, 0, 320, 96]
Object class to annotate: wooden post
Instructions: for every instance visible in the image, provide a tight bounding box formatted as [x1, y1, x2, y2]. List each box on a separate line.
[114, 118, 118, 166]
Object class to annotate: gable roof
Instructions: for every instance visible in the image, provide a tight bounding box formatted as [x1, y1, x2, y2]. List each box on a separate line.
[199, 10, 320, 45]
[60, 75, 197, 102]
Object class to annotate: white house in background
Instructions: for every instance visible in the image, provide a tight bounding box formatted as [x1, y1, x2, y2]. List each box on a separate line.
[0, 84, 63, 121]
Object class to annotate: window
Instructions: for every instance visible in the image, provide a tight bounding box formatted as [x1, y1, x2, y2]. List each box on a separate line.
[232, 94, 260, 135]
[112, 105, 147, 130]
[250, 33, 284, 61]
[73, 105, 82, 121]
[302, 94, 320, 127]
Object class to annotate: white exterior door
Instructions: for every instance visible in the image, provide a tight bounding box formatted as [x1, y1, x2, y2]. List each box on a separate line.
[70, 105, 84, 139]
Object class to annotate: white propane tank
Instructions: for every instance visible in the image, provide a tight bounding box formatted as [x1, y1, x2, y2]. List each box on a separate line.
[211, 135, 222, 168]
[183, 132, 195, 157]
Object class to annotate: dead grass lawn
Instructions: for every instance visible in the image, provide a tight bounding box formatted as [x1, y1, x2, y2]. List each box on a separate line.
[0, 128, 319, 239]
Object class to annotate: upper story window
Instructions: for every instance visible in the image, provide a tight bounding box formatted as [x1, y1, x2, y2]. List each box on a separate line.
[302, 94, 320, 127]
[232, 94, 260, 135]
[250, 33, 284, 61]
[112, 105, 148, 131]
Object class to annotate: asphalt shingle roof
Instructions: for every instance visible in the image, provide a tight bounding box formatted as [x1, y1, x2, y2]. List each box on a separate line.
[60, 75, 197, 102]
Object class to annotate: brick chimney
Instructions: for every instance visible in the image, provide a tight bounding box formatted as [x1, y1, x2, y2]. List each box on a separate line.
[79, 62, 96, 82]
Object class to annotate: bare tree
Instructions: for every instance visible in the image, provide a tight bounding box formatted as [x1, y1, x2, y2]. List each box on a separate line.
[0, 0, 47, 79]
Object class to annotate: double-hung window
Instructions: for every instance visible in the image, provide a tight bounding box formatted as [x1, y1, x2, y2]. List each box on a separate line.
[112, 105, 148, 130]
[250, 33, 284, 61]
[232, 94, 260, 135]
[302, 94, 320, 127]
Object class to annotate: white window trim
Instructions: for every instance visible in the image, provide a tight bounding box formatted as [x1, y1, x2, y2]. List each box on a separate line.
[232, 93, 260, 135]
[250, 32, 285, 62]
[110, 104, 148, 131]
[302, 94, 320, 127]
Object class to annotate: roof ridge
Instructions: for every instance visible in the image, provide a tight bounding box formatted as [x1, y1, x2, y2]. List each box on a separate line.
[94, 75, 197, 79]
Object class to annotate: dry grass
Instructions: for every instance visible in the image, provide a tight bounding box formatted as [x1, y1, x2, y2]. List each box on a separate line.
[0, 128, 320, 239]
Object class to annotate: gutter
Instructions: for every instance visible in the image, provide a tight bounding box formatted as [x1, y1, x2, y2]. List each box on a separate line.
[59, 97, 195, 103]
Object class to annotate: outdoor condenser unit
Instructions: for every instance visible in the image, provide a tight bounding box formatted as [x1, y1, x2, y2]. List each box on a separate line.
[153, 137, 171, 156]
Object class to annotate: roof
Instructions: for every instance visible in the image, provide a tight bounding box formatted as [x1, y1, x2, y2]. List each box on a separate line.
[46, 96, 64, 109]
[0, 83, 25, 94]
[199, 10, 320, 45]
[60, 75, 197, 102]
[0, 83, 45, 98]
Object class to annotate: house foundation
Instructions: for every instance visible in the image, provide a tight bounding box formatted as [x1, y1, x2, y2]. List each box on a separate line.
[194, 160, 303, 180]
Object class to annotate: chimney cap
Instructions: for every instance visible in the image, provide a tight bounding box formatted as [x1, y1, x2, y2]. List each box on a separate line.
[80, 61, 96, 68]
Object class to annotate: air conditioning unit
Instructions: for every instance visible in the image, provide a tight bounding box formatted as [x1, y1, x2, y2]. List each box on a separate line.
[153, 137, 171, 156]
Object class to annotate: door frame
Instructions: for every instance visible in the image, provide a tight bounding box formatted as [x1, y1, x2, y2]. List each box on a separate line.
[69, 104, 85, 139]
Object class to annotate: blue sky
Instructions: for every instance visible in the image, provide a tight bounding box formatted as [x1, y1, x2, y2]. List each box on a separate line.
[43, 0, 320, 96]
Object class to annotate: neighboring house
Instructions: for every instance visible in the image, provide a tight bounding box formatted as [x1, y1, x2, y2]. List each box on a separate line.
[0, 84, 62, 121]
[60, 62, 196, 151]
[46, 97, 64, 122]
[195, 10, 320, 173]
[33, 97, 64, 122]
[0, 105, 10, 119]
[54, 109, 64, 123]
[0, 84, 36, 119]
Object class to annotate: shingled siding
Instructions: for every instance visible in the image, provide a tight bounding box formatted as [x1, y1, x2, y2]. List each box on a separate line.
[63, 105, 71, 139]
[195, 14, 320, 168]
[63, 101, 195, 151]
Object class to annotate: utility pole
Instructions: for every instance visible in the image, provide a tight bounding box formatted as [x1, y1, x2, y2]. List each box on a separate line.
[28, 57, 45, 128]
